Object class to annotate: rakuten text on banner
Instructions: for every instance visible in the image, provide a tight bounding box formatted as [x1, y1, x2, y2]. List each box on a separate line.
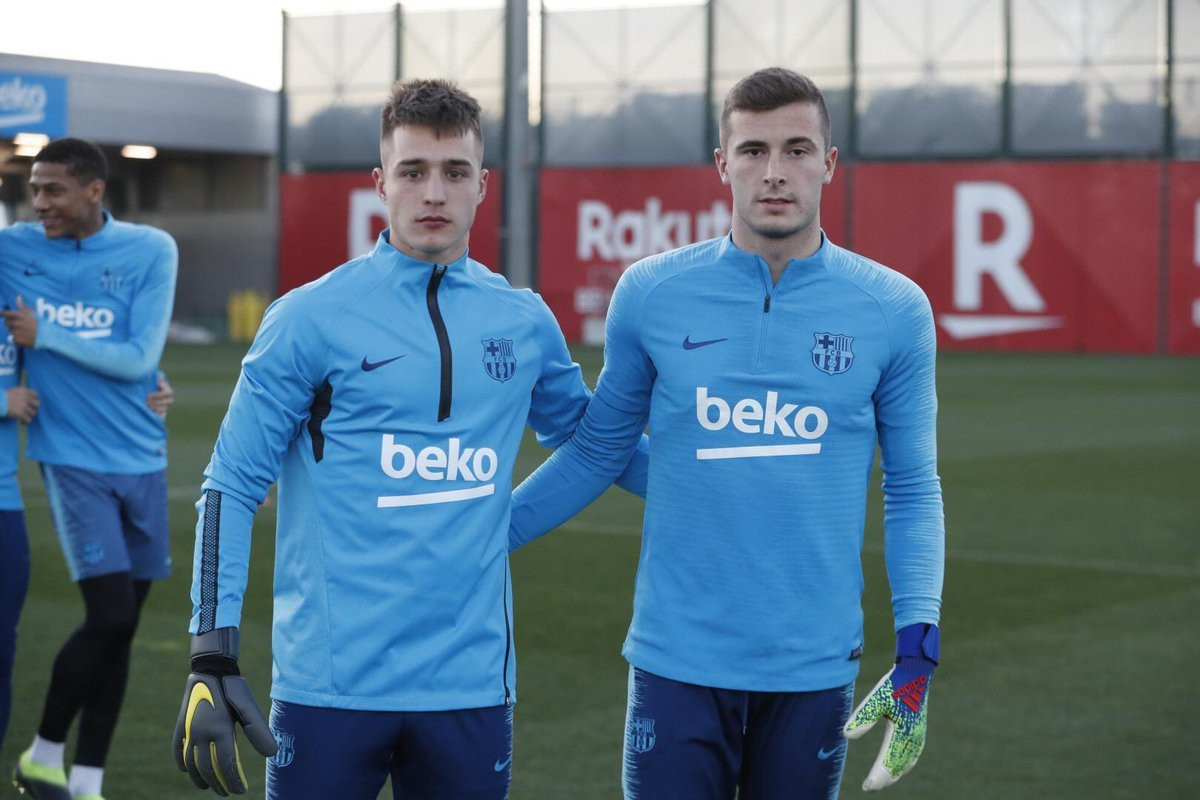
[538, 167, 846, 342]
[279, 172, 503, 294]
[853, 162, 1161, 353]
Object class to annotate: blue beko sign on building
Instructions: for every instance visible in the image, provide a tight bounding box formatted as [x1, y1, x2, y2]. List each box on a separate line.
[0, 72, 68, 138]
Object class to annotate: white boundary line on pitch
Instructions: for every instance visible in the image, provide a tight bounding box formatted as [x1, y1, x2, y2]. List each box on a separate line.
[557, 521, 1200, 578]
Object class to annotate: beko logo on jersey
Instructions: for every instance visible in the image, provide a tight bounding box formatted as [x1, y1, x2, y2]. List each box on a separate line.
[377, 434, 499, 508]
[695, 387, 827, 460]
[36, 298, 114, 338]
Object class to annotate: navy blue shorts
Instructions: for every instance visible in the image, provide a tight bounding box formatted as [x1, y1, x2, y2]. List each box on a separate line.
[266, 700, 513, 800]
[622, 667, 854, 800]
[40, 464, 170, 582]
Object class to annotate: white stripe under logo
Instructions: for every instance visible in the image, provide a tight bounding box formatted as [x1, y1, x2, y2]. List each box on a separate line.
[695, 444, 822, 460]
[377, 483, 495, 507]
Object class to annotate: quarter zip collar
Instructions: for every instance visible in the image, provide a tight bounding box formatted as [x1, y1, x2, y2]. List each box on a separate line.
[45, 210, 116, 252]
[372, 230, 471, 284]
[718, 230, 830, 289]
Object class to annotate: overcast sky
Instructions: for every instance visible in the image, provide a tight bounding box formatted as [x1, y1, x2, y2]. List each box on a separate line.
[0, 0, 702, 90]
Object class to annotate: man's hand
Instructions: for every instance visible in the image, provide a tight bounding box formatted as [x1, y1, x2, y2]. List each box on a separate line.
[844, 623, 939, 791]
[5, 386, 39, 424]
[148, 372, 175, 419]
[173, 629, 277, 795]
[2, 296, 39, 348]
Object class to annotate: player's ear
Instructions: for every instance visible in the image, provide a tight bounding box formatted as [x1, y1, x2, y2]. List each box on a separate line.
[714, 148, 730, 186]
[823, 146, 838, 186]
[87, 179, 106, 205]
[477, 168, 488, 206]
[372, 167, 387, 203]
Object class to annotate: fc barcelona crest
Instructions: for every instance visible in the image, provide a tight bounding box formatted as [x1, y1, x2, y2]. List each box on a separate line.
[99, 268, 123, 292]
[812, 332, 854, 375]
[482, 338, 517, 383]
[628, 717, 656, 754]
[270, 731, 295, 768]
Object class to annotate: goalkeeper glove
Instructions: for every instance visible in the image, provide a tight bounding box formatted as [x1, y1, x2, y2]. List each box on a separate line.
[173, 627, 278, 795]
[844, 622, 939, 792]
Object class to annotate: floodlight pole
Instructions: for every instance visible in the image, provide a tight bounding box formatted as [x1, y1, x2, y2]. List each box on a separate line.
[502, 0, 534, 288]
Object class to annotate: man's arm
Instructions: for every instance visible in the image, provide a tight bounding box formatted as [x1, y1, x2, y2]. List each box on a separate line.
[174, 293, 321, 794]
[524, 295, 649, 498]
[875, 288, 944, 629]
[188, 294, 322, 633]
[13, 233, 177, 381]
[844, 286, 944, 792]
[509, 267, 657, 551]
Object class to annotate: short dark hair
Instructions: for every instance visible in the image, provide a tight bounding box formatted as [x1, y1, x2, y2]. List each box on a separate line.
[381, 78, 483, 154]
[33, 137, 108, 184]
[720, 68, 831, 151]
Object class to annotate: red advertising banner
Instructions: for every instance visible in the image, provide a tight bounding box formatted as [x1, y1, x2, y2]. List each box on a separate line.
[853, 162, 1161, 353]
[1168, 163, 1200, 355]
[538, 166, 847, 342]
[279, 171, 503, 295]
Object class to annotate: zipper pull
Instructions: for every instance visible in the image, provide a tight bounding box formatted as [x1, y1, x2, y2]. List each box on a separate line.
[763, 294, 771, 313]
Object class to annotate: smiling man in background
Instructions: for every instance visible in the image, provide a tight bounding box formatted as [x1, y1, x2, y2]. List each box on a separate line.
[0, 136, 177, 800]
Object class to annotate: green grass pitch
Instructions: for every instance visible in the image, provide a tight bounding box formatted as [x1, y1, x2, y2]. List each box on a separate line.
[3, 344, 1197, 798]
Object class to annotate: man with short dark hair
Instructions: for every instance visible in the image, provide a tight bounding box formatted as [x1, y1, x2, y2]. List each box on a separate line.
[509, 67, 945, 798]
[172, 78, 645, 800]
[0, 136, 178, 800]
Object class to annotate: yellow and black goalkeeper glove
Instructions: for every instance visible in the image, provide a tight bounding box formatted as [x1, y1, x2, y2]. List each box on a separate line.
[172, 628, 277, 796]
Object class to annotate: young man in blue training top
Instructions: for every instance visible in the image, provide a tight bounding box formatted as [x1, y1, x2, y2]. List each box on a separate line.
[509, 68, 945, 798]
[171, 78, 647, 800]
[0, 137, 178, 800]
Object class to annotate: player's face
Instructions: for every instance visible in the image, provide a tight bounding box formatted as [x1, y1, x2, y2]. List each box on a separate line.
[29, 161, 105, 240]
[715, 101, 837, 248]
[372, 124, 488, 265]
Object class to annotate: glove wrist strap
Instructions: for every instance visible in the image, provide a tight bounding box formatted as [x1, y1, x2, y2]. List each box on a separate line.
[895, 622, 939, 664]
[191, 627, 240, 675]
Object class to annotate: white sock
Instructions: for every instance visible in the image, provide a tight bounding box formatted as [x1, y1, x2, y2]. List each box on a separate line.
[29, 735, 65, 768]
[69, 765, 104, 798]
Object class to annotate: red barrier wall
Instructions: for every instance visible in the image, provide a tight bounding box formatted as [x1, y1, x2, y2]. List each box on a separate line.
[279, 163, 1198, 354]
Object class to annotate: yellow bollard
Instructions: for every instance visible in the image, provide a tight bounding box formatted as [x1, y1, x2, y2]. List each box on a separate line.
[227, 290, 270, 343]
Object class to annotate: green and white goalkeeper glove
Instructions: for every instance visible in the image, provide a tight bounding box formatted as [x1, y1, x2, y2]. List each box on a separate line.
[173, 628, 277, 796]
[844, 623, 939, 791]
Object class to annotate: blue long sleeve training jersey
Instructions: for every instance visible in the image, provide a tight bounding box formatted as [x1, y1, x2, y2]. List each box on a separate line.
[0, 213, 176, 473]
[0, 333, 20, 510]
[191, 232, 647, 712]
[510, 233, 944, 692]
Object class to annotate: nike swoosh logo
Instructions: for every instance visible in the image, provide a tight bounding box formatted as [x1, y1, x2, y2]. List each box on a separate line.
[682, 336, 727, 350]
[493, 755, 512, 772]
[817, 744, 842, 761]
[361, 354, 406, 371]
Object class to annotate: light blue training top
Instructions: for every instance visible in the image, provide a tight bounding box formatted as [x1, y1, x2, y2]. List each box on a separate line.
[511, 234, 945, 692]
[191, 231, 647, 711]
[0, 212, 176, 474]
[0, 332, 20, 509]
